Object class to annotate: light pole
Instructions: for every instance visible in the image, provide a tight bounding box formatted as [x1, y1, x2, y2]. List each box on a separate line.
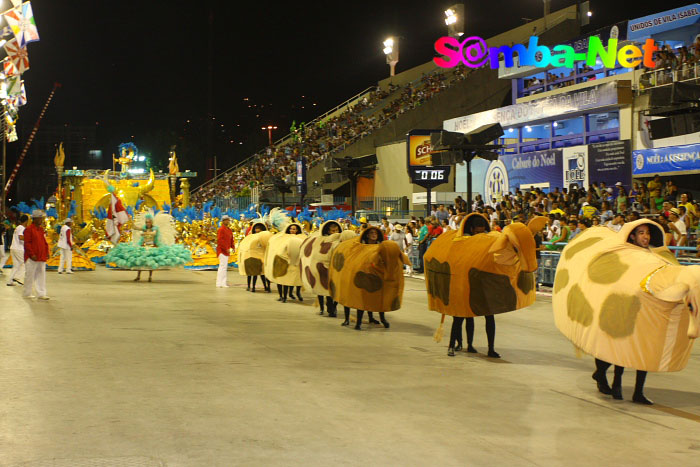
[262, 125, 278, 146]
[444, 4, 465, 38]
[383, 37, 399, 77]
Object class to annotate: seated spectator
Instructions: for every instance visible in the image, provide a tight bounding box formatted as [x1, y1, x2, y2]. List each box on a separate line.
[606, 213, 625, 233]
[579, 202, 599, 219]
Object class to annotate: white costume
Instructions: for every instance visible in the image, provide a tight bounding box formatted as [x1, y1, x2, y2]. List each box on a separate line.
[7, 223, 25, 285]
[58, 220, 73, 273]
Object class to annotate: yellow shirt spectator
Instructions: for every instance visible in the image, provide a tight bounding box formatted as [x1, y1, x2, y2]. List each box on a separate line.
[647, 178, 662, 198]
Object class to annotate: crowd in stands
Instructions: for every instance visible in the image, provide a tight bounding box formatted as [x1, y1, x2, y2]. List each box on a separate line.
[368, 177, 699, 276]
[191, 65, 473, 206]
[524, 37, 700, 96]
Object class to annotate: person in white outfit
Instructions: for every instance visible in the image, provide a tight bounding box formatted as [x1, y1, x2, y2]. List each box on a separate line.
[23, 210, 50, 300]
[57, 218, 74, 274]
[0, 220, 8, 273]
[7, 214, 28, 286]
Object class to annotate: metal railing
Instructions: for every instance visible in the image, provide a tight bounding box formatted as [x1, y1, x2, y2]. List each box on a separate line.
[639, 63, 700, 91]
[191, 86, 377, 196]
[192, 67, 470, 199]
[537, 242, 699, 285]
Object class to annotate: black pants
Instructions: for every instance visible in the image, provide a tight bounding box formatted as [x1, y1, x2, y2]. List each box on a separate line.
[449, 316, 496, 350]
[417, 241, 427, 273]
[318, 295, 336, 315]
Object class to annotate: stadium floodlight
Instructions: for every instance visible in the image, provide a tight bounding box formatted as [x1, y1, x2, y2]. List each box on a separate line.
[383, 37, 399, 77]
[262, 125, 278, 146]
[444, 4, 464, 38]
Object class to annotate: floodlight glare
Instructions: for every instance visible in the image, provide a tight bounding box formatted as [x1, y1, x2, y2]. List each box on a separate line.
[383, 38, 394, 47]
[383, 46, 393, 54]
[445, 8, 457, 25]
[587, 11, 592, 17]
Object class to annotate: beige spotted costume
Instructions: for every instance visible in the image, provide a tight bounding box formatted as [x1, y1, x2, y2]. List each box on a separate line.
[263, 223, 307, 287]
[300, 221, 356, 296]
[553, 219, 700, 372]
[237, 221, 273, 277]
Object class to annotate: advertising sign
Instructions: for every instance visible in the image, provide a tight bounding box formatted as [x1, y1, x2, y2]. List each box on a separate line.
[443, 82, 622, 134]
[589, 140, 631, 186]
[478, 140, 632, 200]
[633, 143, 700, 176]
[296, 157, 307, 195]
[563, 146, 589, 190]
[407, 132, 435, 166]
[406, 129, 451, 189]
[483, 149, 562, 201]
[628, 4, 700, 41]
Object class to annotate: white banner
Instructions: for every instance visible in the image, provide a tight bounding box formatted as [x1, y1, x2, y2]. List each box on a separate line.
[563, 146, 589, 190]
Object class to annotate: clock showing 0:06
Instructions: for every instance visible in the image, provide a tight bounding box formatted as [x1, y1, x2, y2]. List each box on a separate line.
[415, 169, 445, 180]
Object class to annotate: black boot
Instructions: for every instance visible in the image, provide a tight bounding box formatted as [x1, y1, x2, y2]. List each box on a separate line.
[465, 317, 477, 353]
[276, 284, 284, 301]
[611, 366, 624, 400]
[318, 295, 325, 315]
[368, 312, 380, 325]
[251, 275, 257, 293]
[355, 310, 364, 330]
[296, 286, 303, 302]
[485, 316, 500, 358]
[246, 276, 251, 291]
[593, 359, 612, 395]
[326, 297, 337, 317]
[448, 318, 461, 357]
[341, 306, 350, 326]
[262, 276, 271, 292]
[632, 371, 653, 405]
[288, 286, 295, 300]
[379, 312, 390, 329]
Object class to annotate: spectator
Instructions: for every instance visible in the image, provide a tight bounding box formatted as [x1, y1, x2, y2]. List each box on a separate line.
[600, 201, 614, 224]
[647, 174, 662, 200]
[435, 204, 449, 224]
[668, 208, 687, 246]
[416, 218, 429, 274]
[607, 213, 625, 233]
[431, 219, 443, 238]
[680, 192, 697, 228]
[579, 202, 599, 219]
[656, 215, 674, 246]
[389, 224, 406, 251]
[567, 219, 581, 241]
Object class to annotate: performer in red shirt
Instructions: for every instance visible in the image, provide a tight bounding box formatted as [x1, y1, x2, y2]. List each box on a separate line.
[216, 215, 234, 288]
[23, 210, 50, 300]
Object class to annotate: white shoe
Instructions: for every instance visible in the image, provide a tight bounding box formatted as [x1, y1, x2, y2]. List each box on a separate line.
[7, 282, 15, 286]
[66, 271, 73, 274]
[38, 296, 50, 300]
[23, 295, 35, 299]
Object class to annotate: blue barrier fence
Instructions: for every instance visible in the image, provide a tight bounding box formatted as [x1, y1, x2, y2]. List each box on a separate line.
[537, 242, 699, 286]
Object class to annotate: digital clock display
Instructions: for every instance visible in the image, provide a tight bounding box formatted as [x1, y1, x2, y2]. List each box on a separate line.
[408, 166, 451, 188]
[413, 169, 446, 181]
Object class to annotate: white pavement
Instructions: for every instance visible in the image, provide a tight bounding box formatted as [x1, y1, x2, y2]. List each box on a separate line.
[1, 266, 699, 466]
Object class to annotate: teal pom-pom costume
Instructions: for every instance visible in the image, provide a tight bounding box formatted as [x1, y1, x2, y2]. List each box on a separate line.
[105, 212, 192, 273]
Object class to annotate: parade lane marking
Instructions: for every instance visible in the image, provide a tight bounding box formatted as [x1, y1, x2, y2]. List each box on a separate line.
[649, 404, 700, 423]
[550, 389, 675, 430]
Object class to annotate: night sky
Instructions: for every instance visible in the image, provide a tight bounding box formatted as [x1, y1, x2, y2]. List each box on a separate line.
[9, 0, 700, 182]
